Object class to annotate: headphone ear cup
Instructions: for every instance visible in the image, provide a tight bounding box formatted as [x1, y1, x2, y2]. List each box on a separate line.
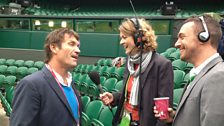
[198, 31, 210, 42]
[134, 32, 140, 47]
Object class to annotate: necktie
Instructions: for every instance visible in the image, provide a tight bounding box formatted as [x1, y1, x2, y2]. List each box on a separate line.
[189, 73, 196, 83]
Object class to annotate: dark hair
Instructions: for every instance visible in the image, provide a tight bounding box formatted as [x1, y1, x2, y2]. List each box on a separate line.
[184, 14, 222, 48]
[44, 28, 79, 63]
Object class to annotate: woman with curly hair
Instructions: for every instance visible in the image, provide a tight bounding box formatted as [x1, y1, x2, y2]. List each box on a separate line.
[100, 18, 173, 126]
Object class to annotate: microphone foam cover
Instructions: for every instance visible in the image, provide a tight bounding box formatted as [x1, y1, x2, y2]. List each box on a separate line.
[88, 71, 100, 85]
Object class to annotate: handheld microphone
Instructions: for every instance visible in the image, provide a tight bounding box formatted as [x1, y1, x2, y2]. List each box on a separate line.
[88, 71, 104, 94]
[88, 71, 114, 115]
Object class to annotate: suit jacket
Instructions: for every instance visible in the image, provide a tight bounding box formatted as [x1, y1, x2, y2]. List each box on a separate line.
[173, 56, 224, 126]
[10, 66, 83, 126]
[112, 52, 174, 126]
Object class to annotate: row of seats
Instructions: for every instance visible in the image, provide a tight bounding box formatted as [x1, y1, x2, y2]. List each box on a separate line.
[172, 59, 193, 73]
[81, 98, 117, 126]
[74, 73, 124, 99]
[74, 65, 125, 81]
[0, 91, 12, 117]
[0, 58, 44, 69]
[0, 65, 38, 81]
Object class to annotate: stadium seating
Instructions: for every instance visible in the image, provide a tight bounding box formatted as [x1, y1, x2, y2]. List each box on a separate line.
[27, 67, 38, 75]
[102, 78, 117, 92]
[23, 60, 34, 68]
[173, 88, 184, 110]
[92, 106, 114, 126]
[172, 59, 187, 71]
[84, 100, 104, 124]
[112, 80, 124, 92]
[173, 70, 185, 89]
[0, 58, 6, 65]
[5, 59, 15, 66]
[33, 61, 44, 70]
[81, 95, 91, 111]
[16, 66, 28, 80]
[14, 60, 25, 67]
[5, 66, 17, 76]
[0, 65, 7, 75]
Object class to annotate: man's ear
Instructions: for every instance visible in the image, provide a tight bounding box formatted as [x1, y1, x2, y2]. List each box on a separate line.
[50, 44, 59, 54]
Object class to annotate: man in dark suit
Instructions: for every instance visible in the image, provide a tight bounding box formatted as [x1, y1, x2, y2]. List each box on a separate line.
[10, 28, 82, 126]
[155, 14, 224, 126]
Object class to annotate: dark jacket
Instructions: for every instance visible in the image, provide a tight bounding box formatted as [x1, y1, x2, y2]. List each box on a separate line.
[218, 19, 224, 60]
[112, 52, 174, 126]
[10, 66, 83, 126]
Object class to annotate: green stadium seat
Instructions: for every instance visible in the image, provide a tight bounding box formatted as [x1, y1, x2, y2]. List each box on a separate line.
[172, 59, 187, 71]
[0, 74, 5, 88]
[33, 61, 44, 70]
[14, 60, 25, 67]
[92, 106, 114, 126]
[168, 51, 180, 61]
[81, 112, 91, 126]
[85, 100, 104, 121]
[111, 67, 125, 81]
[184, 63, 194, 73]
[27, 67, 38, 75]
[5, 66, 18, 76]
[102, 78, 117, 92]
[2, 75, 16, 90]
[102, 67, 116, 79]
[160, 52, 169, 59]
[173, 70, 186, 89]
[16, 66, 28, 80]
[112, 80, 124, 92]
[165, 47, 177, 55]
[81, 95, 91, 111]
[0, 58, 6, 65]
[5, 59, 15, 66]
[173, 88, 184, 110]
[5, 86, 14, 106]
[24, 60, 34, 68]
[0, 65, 8, 75]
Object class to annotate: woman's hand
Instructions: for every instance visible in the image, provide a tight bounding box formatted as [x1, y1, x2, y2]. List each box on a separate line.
[153, 106, 176, 123]
[99, 92, 114, 105]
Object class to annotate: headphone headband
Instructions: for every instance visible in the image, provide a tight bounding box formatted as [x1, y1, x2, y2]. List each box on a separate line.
[198, 16, 210, 42]
[129, 18, 143, 47]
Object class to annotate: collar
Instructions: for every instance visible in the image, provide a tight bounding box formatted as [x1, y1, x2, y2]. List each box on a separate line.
[45, 64, 72, 87]
[189, 53, 219, 78]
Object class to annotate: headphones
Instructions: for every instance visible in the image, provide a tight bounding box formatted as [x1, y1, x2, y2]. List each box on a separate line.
[198, 16, 210, 42]
[129, 18, 144, 47]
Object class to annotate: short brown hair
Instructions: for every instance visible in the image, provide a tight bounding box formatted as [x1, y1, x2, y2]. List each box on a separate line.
[44, 28, 79, 63]
[184, 14, 222, 48]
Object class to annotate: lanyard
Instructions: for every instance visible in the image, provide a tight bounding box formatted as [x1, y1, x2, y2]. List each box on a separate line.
[46, 65, 80, 125]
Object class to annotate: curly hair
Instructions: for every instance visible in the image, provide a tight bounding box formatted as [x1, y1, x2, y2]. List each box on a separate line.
[119, 18, 157, 52]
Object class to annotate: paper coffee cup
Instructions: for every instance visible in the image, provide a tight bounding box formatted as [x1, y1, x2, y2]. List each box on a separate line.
[154, 97, 169, 119]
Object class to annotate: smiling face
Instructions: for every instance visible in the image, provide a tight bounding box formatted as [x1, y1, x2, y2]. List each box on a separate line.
[119, 31, 138, 56]
[52, 33, 80, 70]
[175, 22, 199, 63]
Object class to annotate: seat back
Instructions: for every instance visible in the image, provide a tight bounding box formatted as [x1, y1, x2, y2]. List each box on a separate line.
[173, 88, 184, 110]
[85, 100, 104, 120]
[98, 106, 114, 126]
[173, 70, 185, 89]
[81, 96, 91, 111]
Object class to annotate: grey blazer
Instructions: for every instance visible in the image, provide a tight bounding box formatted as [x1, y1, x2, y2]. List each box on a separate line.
[173, 56, 224, 126]
[10, 66, 82, 126]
